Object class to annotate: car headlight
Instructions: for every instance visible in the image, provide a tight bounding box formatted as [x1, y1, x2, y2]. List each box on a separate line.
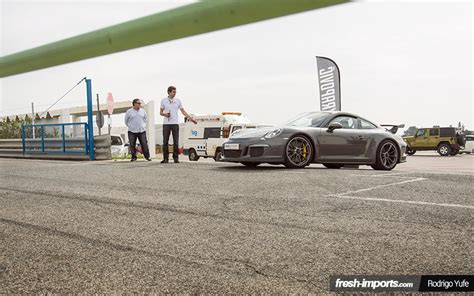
[262, 128, 282, 139]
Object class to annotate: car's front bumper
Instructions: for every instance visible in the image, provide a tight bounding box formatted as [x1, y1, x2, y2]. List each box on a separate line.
[222, 137, 285, 163]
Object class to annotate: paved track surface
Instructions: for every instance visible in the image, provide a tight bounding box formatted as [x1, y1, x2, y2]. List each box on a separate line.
[1, 153, 472, 293]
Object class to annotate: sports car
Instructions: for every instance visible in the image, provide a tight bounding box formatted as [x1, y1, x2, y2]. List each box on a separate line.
[221, 111, 407, 170]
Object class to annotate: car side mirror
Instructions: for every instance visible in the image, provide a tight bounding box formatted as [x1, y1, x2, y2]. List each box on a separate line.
[327, 122, 343, 133]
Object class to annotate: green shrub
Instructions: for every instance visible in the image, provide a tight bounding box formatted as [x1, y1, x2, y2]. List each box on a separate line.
[0, 117, 32, 139]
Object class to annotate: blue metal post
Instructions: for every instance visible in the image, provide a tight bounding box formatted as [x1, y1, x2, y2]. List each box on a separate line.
[86, 79, 95, 160]
[41, 126, 45, 152]
[84, 124, 88, 154]
[62, 124, 66, 152]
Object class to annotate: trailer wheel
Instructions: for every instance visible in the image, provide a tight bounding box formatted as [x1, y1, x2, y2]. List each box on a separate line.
[214, 148, 223, 162]
[188, 148, 200, 161]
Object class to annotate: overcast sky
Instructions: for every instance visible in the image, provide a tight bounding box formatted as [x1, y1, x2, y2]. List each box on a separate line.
[1, 0, 472, 129]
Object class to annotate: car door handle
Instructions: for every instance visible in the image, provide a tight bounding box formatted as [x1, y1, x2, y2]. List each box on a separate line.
[358, 135, 365, 140]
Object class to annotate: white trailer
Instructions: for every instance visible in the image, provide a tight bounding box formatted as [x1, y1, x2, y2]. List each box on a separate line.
[183, 112, 271, 161]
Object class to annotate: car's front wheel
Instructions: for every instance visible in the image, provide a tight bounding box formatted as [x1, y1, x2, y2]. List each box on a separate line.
[437, 143, 451, 156]
[371, 140, 399, 171]
[284, 135, 313, 169]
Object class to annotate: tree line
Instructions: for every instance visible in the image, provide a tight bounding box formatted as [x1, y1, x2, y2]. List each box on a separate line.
[0, 117, 59, 139]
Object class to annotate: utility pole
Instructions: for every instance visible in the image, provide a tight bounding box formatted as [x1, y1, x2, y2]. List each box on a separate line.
[106, 92, 114, 135]
[31, 102, 35, 139]
[108, 114, 111, 135]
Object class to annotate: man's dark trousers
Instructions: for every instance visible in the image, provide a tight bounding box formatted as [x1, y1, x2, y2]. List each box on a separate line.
[163, 124, 179, 161]
[128, 131, 150, 160]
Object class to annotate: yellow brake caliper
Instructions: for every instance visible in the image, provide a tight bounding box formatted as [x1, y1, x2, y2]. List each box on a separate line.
[302, 144, 307, 160]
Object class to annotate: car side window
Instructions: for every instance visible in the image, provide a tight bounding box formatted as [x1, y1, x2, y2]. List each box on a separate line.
[360, 119, 377, 129]
[204, 127, 220, 139]
[429, 128, 439, 136]
[329, 116, 357, 129]
[416, 129, 425, 137]
[440, 128, 456, 137]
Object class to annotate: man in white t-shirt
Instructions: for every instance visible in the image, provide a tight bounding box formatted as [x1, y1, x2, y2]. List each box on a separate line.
[160, 86, 197, 163]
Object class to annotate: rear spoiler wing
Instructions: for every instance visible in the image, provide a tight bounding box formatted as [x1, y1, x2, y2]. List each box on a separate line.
[381, 124, 405, 134]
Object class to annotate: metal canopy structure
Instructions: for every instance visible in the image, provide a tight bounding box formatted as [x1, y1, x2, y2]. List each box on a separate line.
[0, 0, 349, 78]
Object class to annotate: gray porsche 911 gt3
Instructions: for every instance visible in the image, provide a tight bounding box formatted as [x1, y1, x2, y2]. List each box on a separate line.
[221, 111, 407, 170]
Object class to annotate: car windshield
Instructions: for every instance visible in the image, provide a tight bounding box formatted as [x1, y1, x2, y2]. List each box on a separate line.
[284, 112, 331, 127]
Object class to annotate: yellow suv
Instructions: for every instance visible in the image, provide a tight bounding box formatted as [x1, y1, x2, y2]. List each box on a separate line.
[403, 127, 465, 156]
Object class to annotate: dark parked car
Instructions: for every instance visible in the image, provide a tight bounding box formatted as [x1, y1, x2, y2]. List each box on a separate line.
[222, 111, 407, 170]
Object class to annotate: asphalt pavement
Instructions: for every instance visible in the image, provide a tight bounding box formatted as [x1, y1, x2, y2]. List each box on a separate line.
[0, 153, 472, 293]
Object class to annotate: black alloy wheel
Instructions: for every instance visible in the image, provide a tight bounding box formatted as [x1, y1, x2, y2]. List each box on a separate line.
[371, 140, 399, 170]
[284, 135, 313, 169]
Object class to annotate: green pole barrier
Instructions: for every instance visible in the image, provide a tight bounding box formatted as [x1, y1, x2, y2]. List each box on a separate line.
[0, 0, 349, 78]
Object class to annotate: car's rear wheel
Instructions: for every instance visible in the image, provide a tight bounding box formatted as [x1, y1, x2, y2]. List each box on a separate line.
[188, 148, 200, 161]
[371, 140, 399, 170]
[284, 135, 313, 169]
[241, 162, 260, 167]
[437, 143, 451, 156]
[323, 164, 344, 169]
[406, 146, 416, 155]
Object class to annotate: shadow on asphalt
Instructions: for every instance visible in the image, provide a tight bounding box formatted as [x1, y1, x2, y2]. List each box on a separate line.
[214, 163, 380, 172]
[214, 165, 294, 171]
[212, 165, 367, 171]
[406, 155, 446, 158]
[96, 160, 374, 172]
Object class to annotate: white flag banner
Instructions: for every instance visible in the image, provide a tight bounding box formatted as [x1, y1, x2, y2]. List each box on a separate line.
[316, 56, 341, 111]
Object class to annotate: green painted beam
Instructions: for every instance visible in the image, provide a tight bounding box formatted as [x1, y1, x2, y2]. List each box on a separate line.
[0, 0, 349, 78]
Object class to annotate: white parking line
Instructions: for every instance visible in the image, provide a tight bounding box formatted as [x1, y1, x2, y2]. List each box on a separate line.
[350, 173, 415, 178]
[326, 177, 473, 209]
[367, 172, 409, 177]
[334, 195, 474, 209]
[326, 178, 428, 197]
